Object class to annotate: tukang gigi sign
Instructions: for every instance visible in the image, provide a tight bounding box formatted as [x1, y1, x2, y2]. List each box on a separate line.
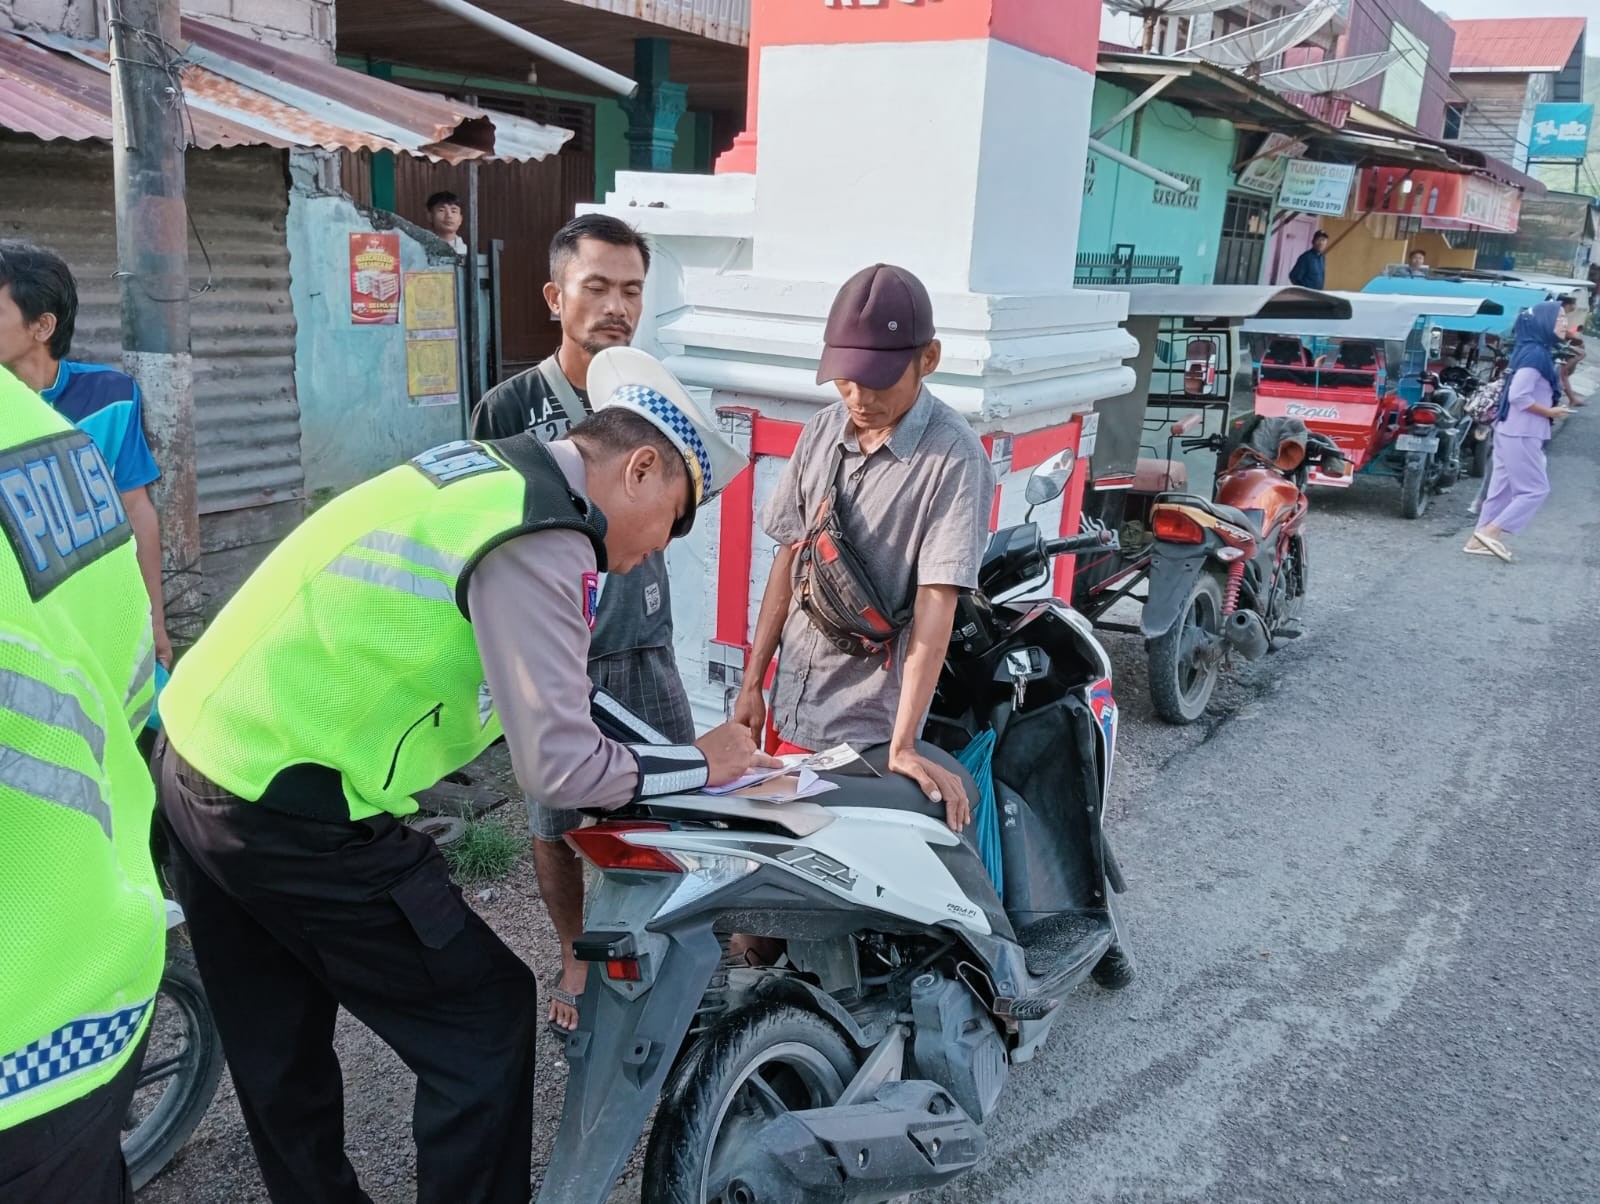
[1279, 159, 1355, 217]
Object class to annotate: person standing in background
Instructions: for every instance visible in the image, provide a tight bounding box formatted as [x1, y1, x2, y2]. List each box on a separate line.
[0, 241, 173, 669]
[470, 213, 691, 1033]
[425, 191, 467, 255]
[1403, 249, 1428, 278]
[1289, 231, 1329, 290]
[1466, 302, 1572, 563]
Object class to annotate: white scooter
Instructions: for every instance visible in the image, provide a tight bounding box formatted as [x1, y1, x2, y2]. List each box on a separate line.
[539, 458, 1135, 1204]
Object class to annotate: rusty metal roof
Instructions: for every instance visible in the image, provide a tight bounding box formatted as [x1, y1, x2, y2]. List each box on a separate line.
[1448, 17, 1586, 74]
[0, 19, 570, 162]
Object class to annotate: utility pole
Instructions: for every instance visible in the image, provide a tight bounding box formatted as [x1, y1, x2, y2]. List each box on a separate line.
[107, 0, 203, 640]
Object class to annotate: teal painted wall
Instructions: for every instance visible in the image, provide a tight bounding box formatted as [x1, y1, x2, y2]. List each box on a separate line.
[1077, 83, 1238, 285]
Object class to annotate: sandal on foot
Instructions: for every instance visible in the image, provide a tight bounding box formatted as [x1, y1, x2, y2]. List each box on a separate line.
[1462, 542, 1497, 556]
[1471, 532, 1514, 562]
[546, 986, 580, 1038]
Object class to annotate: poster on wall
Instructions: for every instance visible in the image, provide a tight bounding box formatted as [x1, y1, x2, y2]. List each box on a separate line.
[402, 271, 460, 407]
[404, 270, 458, 331]
[349, 233, 401, 325]
[406, 334, 459, 406]
[1279, 160, 1355, 217]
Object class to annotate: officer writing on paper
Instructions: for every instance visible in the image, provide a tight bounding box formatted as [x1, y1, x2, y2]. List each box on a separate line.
[472, 214, 692, 1032]
[0, 368, 165, 1202]
[151, 347, 773, 1204]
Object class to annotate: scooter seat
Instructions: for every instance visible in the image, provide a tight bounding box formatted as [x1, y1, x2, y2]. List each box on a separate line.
[817, 742, 975, 824]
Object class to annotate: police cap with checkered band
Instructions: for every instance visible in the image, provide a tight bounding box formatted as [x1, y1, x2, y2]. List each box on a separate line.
[588, 346, 748, 533]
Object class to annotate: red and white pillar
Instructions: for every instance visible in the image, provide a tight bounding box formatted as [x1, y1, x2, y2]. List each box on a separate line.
[584, 0, 1139, 726]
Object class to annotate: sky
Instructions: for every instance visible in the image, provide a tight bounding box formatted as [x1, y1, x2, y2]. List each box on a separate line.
[1101, 1, 1595, 47]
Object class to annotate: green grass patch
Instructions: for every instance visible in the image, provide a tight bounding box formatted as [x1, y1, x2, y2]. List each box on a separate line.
[443, 818, 522, 883]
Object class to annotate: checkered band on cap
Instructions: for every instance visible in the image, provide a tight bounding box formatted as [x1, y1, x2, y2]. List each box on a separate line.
[0, 1000, 150, 1104]
[612, 384, 713, 502]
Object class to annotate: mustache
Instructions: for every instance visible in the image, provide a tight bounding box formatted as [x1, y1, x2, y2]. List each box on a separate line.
[591, 319, 633, 334]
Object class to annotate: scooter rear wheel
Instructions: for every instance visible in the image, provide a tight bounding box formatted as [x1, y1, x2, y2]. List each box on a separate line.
[644, 1002, 858, 1204]
[1147, 573, 1224, 725]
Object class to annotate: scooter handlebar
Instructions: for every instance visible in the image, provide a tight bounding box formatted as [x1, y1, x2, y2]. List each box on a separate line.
[1046, 530, 1120, 556]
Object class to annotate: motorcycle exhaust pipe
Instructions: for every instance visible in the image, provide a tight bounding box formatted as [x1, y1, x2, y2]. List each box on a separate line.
[1222, 610, 1270, 661]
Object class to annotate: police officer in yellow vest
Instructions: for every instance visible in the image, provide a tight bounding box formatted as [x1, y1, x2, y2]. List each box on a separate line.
[153, 347, 772, 1204]
[0, 368, 164, 1201]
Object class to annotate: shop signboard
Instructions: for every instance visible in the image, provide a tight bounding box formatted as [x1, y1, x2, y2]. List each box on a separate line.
[1235, 133, 1306, 196]
[1529, 103, 1593, 162]
[1279, 159, 1355, 217]
[1356, 167, 1522, 234]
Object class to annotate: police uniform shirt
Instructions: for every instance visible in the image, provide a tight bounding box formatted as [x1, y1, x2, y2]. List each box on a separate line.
[471, 357, 674, 660]
[469, 440, 686, 810]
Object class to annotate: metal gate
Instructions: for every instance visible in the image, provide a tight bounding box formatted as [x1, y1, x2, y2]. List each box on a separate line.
[1215, 192, 1272, 285]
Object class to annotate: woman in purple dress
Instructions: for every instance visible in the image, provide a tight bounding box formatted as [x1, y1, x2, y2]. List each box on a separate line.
[1466, 302, 1573, 562]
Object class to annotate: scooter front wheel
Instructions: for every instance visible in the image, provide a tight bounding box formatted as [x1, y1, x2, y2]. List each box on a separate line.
[644, 1002, 858, 1204]
[1147, 572, 1224, 725]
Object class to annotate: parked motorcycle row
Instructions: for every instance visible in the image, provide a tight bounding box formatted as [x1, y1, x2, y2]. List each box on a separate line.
[124, 270, 1587, 1204]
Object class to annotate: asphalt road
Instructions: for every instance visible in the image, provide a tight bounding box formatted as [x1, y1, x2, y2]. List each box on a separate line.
[139, 377, 1600, 1204]
[931, 394, 1600, 1203]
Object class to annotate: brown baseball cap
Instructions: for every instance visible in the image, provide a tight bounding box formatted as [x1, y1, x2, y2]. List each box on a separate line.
[816, 264, 936, 390]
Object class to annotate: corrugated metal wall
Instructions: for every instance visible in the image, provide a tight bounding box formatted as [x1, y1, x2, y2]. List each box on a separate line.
[0, 133, 304, 605]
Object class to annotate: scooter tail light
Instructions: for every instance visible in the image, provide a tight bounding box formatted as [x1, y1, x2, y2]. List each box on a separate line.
[1410, 407, 1439, 426]
[1151, 507, 1206, 545]
[566, 823, 684, 874]
[605, 958, 643, 982]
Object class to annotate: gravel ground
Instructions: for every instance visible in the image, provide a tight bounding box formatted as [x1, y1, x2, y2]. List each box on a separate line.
[141, 363, 1600, 1204]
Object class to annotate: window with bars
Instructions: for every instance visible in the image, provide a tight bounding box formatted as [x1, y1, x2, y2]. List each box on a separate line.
[1443, 103, 1467, 141]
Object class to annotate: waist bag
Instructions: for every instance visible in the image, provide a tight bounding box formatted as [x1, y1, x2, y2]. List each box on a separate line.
[791, 446, 912, 664]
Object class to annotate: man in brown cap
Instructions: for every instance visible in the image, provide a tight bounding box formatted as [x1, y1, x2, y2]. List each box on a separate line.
[733, 263, 995, 831]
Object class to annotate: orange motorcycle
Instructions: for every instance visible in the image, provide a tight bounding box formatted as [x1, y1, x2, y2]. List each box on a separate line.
[1139, 416, 1347, 724]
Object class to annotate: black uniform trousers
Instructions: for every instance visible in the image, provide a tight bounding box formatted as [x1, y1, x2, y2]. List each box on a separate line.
[0, 1027, 148, 1202]
[153, 740, 539, 1204]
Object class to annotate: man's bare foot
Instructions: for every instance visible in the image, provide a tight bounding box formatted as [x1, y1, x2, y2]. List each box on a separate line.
[549, 958, 587, 1031]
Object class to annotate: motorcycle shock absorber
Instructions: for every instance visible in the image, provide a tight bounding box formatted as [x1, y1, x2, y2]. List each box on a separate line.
[1222, 558, 1245, 617]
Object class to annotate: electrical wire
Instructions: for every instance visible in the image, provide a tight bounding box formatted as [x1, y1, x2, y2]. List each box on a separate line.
[105, 0, 215, 301]
[1357, 0, 1555, 163]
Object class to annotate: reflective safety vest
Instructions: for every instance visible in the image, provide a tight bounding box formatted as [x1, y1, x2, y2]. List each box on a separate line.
[0, 371, 164, 1130]
[159, 435, 607, 821]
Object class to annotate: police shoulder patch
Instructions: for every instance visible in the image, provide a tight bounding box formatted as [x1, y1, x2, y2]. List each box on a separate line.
[0, 429, 131, 600]
[410, 440, 505, 487]
[582, 571, 599, 631]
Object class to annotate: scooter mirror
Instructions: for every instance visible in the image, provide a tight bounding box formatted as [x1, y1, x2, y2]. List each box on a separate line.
[1025, 448, 1076, 506]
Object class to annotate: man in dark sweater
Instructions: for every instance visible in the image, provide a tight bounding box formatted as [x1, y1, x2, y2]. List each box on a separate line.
[1289, 230, 1329, 290]
[470, 214, 692, 1031]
